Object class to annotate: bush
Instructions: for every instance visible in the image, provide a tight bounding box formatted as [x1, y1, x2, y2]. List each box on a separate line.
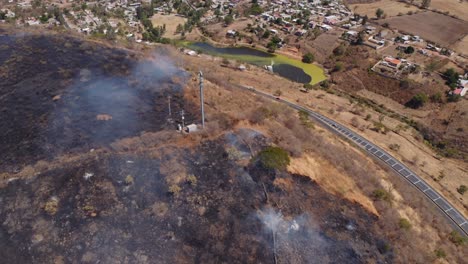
[333, 62, 344, 72]
[406, 93, 428, 109]
[168, 184, 182, 196]
[372, 188, 392, 202]
[389, 144, 400, 151]
[302, 52, 315, 63]
[187, 174, 198, 186]
[430, 92, 443, 103]
[376, 8, 384, 19]
[404, 46, 415, 54]
[398, 218, 411, 230]
[443, 68, 459, 88]
[434, 248, 446, 259]
[457, 185, 467, 195]
[256, 146, 291, 170]
[449, 231, 467, 246]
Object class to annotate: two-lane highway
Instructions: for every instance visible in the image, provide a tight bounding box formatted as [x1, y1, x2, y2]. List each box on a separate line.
[237, 84, 468, 236]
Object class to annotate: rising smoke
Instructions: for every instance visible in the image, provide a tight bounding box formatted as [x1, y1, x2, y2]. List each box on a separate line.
[257, 207, 331, 264]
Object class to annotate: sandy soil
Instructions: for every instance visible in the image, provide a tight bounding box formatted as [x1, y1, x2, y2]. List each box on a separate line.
[150, 14, 187, 39]
[381, 11, 468, 47]
[349, 0, 420, 18]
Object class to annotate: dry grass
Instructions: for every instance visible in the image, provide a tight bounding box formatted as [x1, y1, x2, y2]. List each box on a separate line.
[421, 0, 468, 21]
[288, 154, 379, 215]
[150, 14, 187, 39]
[350, 0, 420, 18]
[381, 11, 468, 46]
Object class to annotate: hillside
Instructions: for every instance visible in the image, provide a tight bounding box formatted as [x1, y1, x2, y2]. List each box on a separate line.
[0, 29, 466, 263]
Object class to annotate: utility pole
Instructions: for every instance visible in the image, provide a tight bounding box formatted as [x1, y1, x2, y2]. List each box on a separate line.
[168, 95, 172, 117]
[181, 109, 185, 129]
[199, 71, 205, 129]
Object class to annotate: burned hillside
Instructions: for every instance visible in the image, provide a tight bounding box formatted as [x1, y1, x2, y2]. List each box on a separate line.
[0, 32, 196, 169]
[0, 130, 392, 264]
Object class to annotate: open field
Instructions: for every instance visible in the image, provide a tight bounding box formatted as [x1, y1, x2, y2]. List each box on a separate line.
[452, 35, 468, 55]
[349, 0, 420, 18]
[381, 11, 468, 47]
[150, 14, 186, 39]
[419, 0, 468, 21]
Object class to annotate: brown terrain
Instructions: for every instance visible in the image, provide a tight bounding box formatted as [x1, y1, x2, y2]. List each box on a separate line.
[380, 11, 468, 48]
[1, 25, 467, 263]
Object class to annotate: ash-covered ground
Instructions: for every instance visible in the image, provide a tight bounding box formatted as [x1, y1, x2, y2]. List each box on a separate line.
[1, 131, 392, 263]
[0, 31, 197, 170]
[0, 31, 393, 263]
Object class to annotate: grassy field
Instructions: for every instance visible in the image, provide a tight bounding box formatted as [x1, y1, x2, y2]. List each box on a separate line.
[381, 11, 468, 47]
[349, 0, 420, 18]
[150, 14, 187, 39]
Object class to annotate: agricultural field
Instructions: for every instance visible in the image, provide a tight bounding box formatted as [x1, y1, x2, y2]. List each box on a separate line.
[348, 0, 420, 18]
[150, 14, 187, 39]
[381, 11, 468, 48]
[417, 0, 468, 21]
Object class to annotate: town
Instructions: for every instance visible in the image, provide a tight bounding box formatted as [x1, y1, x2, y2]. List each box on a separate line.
[1, 0, 467, 96]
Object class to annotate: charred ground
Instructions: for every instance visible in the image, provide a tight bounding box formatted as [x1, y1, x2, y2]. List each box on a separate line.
[0, 31, 395, 263]
[0, 32, 197, 169]
[0, 135, 391, 263]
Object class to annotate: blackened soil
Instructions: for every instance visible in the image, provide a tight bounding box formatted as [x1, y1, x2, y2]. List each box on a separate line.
[0, 138, 392, 264]
[0, 33, 197, 169]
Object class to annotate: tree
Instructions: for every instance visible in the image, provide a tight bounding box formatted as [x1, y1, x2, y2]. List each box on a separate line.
[262, 30, 270, 39]
[266, 41, 277, 53]
[302, 52, 315, 63]
[224, 15, 234, 25]
[421, 0, 431, 9]
[361, 15, 368, 25]
[443, 68, 459, 89]
[376, 8, 384, 19]
[406, 93, 428, 108]
[404, 46, 415, 54]
[176, 24, 183, 33]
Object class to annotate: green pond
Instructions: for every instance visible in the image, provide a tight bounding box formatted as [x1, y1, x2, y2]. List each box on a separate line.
[185, 42, 327, 85]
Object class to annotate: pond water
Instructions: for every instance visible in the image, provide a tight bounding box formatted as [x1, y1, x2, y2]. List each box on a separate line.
[187, 42, 326, 85]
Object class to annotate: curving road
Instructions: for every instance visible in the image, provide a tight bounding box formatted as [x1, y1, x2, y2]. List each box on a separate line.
[236, 84, 468, 237]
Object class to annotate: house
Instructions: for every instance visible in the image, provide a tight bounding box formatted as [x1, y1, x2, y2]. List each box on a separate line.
[384, 57, 401, 68]
[324, 15, 338, 25]
[226, 29, 236, 37]
[295, 29, 307, 36]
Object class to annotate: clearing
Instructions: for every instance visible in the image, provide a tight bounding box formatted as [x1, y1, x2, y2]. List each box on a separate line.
[418, 0, 468, 21]
[381, 11, 468, 47]
[349, 0, 420, 18]
[150, 14, 187, 39]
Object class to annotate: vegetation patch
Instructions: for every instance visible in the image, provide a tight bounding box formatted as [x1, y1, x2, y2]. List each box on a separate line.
[255, 146, 291, 170]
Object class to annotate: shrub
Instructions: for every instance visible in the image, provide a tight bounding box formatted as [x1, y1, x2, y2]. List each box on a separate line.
[44, 198, 59, 215]
[406, 93, 428, 109]
[389, 144, 400, 151]
[187, 174, 198, 186]
[376, 8, 384, 19]
[449, 231, 467, 246]
[434, 248, 446, 259]
[365, 114, 372, 121]
[256, 146, 291, 170]
[372, 188, 392, 202]
[125, 175, 134, 185]
[302, 52, 315, 63]
[457, 185, 467, 195]
[430, 92, 443, 103]
[333, 62, 344, 72]
[404, 46, 414, 54]
[398, 218, 411, 230]
[168, 184, 182, 196]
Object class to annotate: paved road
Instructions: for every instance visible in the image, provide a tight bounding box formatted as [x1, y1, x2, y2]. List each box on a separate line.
[237, 85, 468, 237]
